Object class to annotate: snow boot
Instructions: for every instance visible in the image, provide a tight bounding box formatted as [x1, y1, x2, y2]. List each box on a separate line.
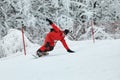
[36, 50, 43, 57]
[36, 50, 49, 57]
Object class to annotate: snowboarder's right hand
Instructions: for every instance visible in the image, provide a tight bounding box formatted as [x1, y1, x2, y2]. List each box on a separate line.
[46, 18, 53, 24]
[67, 49, 75, 53]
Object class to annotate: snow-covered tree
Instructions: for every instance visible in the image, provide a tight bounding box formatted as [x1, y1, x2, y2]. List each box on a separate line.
[0, 0, 120, 44]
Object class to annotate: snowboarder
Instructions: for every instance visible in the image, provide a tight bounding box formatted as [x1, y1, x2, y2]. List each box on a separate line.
[36, 18, 74, 57]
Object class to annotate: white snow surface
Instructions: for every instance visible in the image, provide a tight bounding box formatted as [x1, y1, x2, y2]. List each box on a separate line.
[0, 29, 120, 80]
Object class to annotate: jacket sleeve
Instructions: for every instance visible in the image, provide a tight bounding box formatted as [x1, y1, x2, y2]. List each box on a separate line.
[50, 23, 60, 32]
[60, 39, 69, 50]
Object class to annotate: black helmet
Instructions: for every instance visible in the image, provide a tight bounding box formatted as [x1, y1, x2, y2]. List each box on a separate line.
[64, 29, 69, 35]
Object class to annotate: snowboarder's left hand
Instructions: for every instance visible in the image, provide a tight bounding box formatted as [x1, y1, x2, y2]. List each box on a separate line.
[46, 18, 53, 24]
[67, 49, 75, 53]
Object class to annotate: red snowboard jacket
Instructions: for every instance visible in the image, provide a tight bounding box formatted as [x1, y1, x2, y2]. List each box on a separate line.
[41, 23, 69, 51]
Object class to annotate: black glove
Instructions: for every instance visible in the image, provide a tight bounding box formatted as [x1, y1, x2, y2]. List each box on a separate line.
[46, 18, 53, 24]
[67, 49, 75, 53]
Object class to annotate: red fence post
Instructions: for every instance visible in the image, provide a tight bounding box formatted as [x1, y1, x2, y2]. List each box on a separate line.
[21, 24, 26, 55]
[91, 21, 95, 43]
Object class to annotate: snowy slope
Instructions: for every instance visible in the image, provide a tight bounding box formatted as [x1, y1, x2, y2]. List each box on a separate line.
[0, 29, 120, 80]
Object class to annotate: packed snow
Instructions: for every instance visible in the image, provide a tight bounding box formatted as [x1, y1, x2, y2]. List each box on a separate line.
[0, 29, 120, 80]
